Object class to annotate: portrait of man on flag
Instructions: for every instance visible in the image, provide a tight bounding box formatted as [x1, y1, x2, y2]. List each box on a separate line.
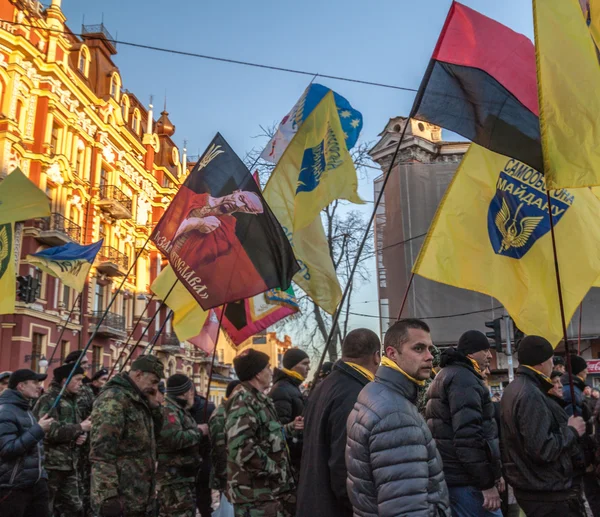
[152, 133, 299, 310]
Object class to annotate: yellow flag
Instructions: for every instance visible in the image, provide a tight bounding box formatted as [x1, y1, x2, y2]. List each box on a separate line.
[150, 265, 208, 342]
[414, 144, 600, 346]
[0, 168, 50, 224]
[0, 223, 15, 314]
[266, 91, 362, 232]
[589, 0, 600, 48]
[534, 0, 600, 188]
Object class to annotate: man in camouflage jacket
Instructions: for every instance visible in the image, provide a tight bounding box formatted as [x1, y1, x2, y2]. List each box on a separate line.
[225, 349, 301, 517]
[33, 363, 91, 517]
[65, 351, 96, 517]
[90, 355, 164, 517]
[209, 380, 240, 493]
[157, 374, 208, 517]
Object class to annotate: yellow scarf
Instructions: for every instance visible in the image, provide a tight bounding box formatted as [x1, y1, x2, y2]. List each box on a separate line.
[522, 365, 553, 384]
[345, 362, 375, 382]
[381, 356, 426, 386]
[469, 357, 483, 376]
[282, 368, 305, 382]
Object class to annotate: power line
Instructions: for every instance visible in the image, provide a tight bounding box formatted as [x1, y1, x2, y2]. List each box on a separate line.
[342, 306, 504, 321]
[5, 19, 419, 93]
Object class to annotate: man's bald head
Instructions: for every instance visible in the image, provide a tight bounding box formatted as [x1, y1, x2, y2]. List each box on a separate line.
[342, 329, 381, 361]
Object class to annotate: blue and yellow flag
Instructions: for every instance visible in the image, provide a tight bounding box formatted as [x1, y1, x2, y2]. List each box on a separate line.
[533, 0, 600, 188]
[27, 240, 103, 293]
[265, 90, 363, 233]
[413, 144, 600, 346]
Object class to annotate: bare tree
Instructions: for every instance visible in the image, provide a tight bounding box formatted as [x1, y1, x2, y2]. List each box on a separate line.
[245, 126, 377, 363]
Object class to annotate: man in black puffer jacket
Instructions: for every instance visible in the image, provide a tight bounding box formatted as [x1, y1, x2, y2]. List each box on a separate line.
[0, 369, 54, 517]
[346, 319, 451, 517]
[426, 330, 502, 517]
[269, 347, 310, 472]
[501, 336, 586, 516]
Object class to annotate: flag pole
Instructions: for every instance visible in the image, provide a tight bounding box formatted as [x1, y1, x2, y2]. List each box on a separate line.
[578, 302, 583, 355]
[396, 272, 415, 320]
[108, 292, 155, 378]
[50, 234, 153, 410]
[47, 292, 82, 367]
[311, 117, 413, 393]
[203, 304, 226, 422]
[545, 190, 577, 414]
[146, 310, 173, 354]
[118, 281, 178, 373]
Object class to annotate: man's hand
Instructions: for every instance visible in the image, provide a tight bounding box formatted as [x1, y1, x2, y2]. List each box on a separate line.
[80, 417, 92, 433]
[568, 415, 586, 437]
[38, 414, 55, 433]
[174, 216, 221, 239]
[482, 486, 501, 511]
[197, 423, 209, 436]
[293, 416, 304, 431]
[495, 476, 506, 494]
[75, 434, 87, 446]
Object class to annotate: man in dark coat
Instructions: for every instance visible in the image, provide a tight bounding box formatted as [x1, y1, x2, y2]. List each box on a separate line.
[0, 369, 53, 517]
[269, 347, 310, 472]
[296, 328, 381, 517]
[500, 336, 586, 516]
[426, 330, 502, 516]
[190, 389, 215, 517]
[346, 319, 451, 517]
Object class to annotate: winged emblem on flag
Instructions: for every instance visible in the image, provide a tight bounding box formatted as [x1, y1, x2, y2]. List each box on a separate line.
[495, 200, 543, 252]
[0, 224, 10, 277]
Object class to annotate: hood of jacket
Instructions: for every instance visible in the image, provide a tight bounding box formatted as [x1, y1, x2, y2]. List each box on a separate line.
[375, 363, 420, 404]
[273, 367, 303, 387]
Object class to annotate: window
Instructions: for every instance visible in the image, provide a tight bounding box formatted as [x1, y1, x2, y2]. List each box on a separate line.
[31, 333, 44, 373]
[94, 283, 105, 312]
[121, 95, 130, 123]
[78, 45, 90, 77]
[70, 205, 80, 226]
[15, 99, 25, 133]
[99, 167, 108, 189]
[253, 335, 267, 345]
[110, 72, 121, 101]
[63, 284, 70, 308]
[50, 124, 60, 154]
[98, 223, 106, 242]
[33, 268, 42, 302]
[60, 340, 69, 364]
[93, 345, 103, 373]
[218, 349, 224, 363]
[75, 144, 85, 177]
[131, 109, 141, 135]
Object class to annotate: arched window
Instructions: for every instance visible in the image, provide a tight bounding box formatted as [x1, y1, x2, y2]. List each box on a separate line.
[78, 45, 90, 77]
[132, 109, 141, 135]
[110, 72, 121, 101]
[75, 139, 85, 177]
[120, 95, 130, 123]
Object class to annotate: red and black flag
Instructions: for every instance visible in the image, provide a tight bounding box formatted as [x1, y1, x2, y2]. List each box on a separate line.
[411, 2, 542, 172]
[151, 133, 299, 310]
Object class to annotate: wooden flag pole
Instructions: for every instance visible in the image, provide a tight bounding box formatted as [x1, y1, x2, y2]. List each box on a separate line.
[108, 292, 155, 378]
[578, 302, 583, 355]
[203, 304, 227, 422]
[396, 272, 415, 320]
[311, 117, 412, 394]
[118, 280, 178, 373]
[50, 234, 153, 410]
[545, 190, 577, 414]
[47, 292, 82, 367]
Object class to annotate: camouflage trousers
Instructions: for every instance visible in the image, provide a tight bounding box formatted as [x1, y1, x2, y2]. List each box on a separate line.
[78, 445, 91, 516]
[158, 482, 196, 517]
[47, 468, 83, 517]
[233, 493, 296, 517]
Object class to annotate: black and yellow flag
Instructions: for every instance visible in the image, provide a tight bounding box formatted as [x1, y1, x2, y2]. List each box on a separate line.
[0, 222, 15, 314]
[0, 168, 50, 225]
[414, 144, 600, 345]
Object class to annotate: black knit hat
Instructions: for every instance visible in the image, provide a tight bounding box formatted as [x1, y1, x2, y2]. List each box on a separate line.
[91, 369, 109, 382]
[226, 380, 241, 398]
[65, 351, 86, 364]
[553, 356, 565, 366]
[131, 354, 164, 379]
[550, 370, 562, 380]
[457, 330, 491, 355]
[518, 335, 554, 366]
[234, 349, 270, 381]
[53, 363, 84, 383]
[8, 369, 46, 389]
[166, 374, 193, 396]
[570, 355, 588, 376]
[282, 348, 309, 369]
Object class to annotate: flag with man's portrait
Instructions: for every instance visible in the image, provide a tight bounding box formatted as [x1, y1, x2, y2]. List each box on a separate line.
[151, 133, 299, 310]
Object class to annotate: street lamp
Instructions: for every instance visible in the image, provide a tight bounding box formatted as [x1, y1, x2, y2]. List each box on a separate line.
[39, 355, 49, 373]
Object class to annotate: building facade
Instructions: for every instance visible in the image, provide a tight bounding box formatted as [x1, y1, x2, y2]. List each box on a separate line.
[371, 117, 600, 387]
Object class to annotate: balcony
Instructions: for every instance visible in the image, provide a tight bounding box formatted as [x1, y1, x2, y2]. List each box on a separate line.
[31, 213, 81, 246]
[97, 185, 132, 220]
[96, 246, 128, 276]
[157, 333, 181, 355]
[89, 310, 126, 338]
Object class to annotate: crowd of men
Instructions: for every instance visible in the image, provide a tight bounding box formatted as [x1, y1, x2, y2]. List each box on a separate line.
[0, 320, 599, 517]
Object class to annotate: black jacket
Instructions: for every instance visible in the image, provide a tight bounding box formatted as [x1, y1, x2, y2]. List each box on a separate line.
[500, 366, 579, 494]
[425, 349, 501, 490]
[190, 394, 215, 482]
[346, 364, 451, 517]
[269, 368, 305, 424]
[296, 361, 371, 517]
[0, 389, 47, 489]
